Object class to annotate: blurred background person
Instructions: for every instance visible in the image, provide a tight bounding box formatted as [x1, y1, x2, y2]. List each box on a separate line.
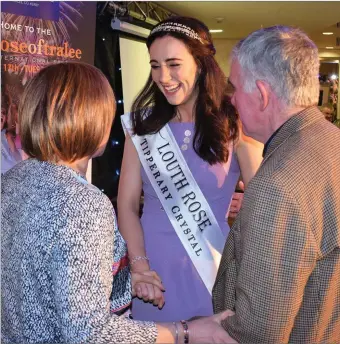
[1, 89, 22, 174]
[319, 103, 335, 122]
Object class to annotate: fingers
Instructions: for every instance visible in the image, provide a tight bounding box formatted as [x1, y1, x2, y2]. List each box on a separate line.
[135, 283, 143, 299]
[137, 271, 165, 291]
[143, 270, 162, 282]
[131, 270, 165, 291]
[238, 180, 245, 192]
[232, 192, 243, 201]
[131, 282, 149, 300]
[215, 328, 239, 344]
[153, 286, 165, 309]
[228, 197, 242, 219]
[133, 282, 165, 308]
[134, 282, 148, 300]
[131, 270, 165, 307]
[228, 211, 238, 219]
[145, 283, 154, 301]
[214, 309, 235, 323]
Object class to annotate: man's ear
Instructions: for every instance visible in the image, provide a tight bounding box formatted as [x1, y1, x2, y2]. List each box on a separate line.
[256, 80, 269, 111]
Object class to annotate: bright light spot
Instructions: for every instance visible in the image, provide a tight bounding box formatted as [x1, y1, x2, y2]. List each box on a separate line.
[323, 32, 334, 35]
[330, 74, 337, 80]
[326, 47, 334, 49]
[209, 29, 223, 33]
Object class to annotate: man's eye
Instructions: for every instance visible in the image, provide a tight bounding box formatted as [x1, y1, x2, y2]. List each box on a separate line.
[151, 65, 160, 69]
[169, 64, 180, 67]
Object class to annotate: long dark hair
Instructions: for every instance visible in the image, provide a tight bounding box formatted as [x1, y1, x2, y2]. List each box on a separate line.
[131, 16, 238, 165]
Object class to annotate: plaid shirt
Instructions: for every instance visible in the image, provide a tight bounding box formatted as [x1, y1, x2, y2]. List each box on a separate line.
[213, 107, 340, 343]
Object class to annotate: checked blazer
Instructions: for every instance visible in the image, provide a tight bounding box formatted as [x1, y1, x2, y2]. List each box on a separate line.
[213, 107, 340, 343]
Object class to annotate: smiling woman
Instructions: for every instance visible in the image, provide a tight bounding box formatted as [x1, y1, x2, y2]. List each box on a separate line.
[149, 36, 199, 110]
[117, 16, 263, 323]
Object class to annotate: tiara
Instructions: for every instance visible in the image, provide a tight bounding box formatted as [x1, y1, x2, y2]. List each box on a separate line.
[150, 22, 204, 44]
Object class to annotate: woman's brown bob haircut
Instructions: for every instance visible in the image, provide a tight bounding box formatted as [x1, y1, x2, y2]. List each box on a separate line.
[19, 62, 116, 162]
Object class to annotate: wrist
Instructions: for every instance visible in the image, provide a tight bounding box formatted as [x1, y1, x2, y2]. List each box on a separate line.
[129, 256, 150, 272]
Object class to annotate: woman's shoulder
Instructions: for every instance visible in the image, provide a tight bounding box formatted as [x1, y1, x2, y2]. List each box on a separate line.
[6, 159, 113, 215]
[63, 177, 113, 217]
[54, 174, 115, 240]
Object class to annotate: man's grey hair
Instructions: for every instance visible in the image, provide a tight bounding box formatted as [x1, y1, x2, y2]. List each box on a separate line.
[232, 26, 320, 107]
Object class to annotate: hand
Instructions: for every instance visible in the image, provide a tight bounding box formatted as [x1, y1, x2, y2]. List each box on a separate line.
[188, 310, 238, 343]
[227, 181, 244, 219]
[131, 270, 165, 309]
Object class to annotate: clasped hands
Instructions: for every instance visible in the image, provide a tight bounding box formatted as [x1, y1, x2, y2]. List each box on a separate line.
[131, 269, 165, 309]
[131, 269, 238, 343]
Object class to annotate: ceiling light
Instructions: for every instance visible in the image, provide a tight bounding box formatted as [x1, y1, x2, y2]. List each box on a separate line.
[209, 29, 223, 33]
[326, 47, 334, 49]
[323, 32, 334, 35]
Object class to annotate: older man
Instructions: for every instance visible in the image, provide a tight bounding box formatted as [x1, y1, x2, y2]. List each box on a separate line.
[213, 26, 340, 343]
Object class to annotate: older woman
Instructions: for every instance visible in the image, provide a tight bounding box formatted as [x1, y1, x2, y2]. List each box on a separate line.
[1, 62, 235, 344]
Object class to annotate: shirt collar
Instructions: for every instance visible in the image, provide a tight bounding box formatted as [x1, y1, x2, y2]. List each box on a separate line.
[262, 123, 285, 157]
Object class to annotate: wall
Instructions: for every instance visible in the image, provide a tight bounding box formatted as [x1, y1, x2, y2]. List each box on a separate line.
[320, 62, 339, 77]
[320, 85, 330, 105]
[213, 38, 239, 76]
[120, 36, 150, 113]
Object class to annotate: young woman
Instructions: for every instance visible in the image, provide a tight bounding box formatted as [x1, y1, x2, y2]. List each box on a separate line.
[118, 16, 263, 322]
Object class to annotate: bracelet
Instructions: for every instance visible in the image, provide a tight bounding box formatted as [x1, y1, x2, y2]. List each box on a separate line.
[180, 320, 189, 344]
[129, 255, 149, 266]
[172, 322, 179, 344]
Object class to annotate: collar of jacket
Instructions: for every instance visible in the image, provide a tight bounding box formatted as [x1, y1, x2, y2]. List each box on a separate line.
[262, 106, 324, 164]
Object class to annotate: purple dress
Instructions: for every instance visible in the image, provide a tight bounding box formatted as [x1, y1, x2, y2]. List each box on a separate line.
[132, 122, 240, 322]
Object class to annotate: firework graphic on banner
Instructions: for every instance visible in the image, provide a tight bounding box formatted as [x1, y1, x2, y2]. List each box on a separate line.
[1, 2, 84, 88]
